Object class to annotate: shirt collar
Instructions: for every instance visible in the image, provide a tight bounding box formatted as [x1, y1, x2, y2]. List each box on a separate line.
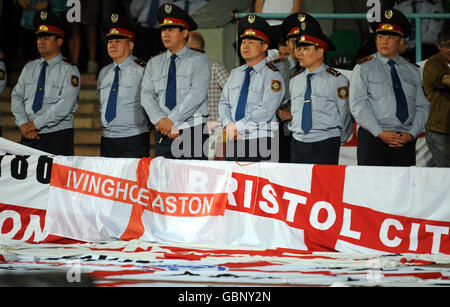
[114, 55, 134, 71]
[376, 52, 404, 65]
[306, 63, 327, 75]
[242, 57, 268, 73]
[41, 53, 63, 66]
[167, 44, 189, 61]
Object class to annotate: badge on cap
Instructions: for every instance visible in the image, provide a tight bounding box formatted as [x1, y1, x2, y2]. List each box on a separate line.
[385, 10, 393, 19]
[40, 11, 48, 20]
[298, 14, 306, 22]
[111, 14, 119, 23]
[301, 22, 307, 31]
[248, 15, 256, 24]
[165, 4, 173, 14]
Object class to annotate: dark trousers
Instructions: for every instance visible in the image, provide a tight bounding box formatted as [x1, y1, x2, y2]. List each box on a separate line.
[21, 128, 74, 156]
[278, 122, 291, 163]
[225, 137, 274, 163]
[291, 137, 341, 165]
[357, 127, 416, 166]
[155, 124, 209, 160]
[101, 132, 150, 158]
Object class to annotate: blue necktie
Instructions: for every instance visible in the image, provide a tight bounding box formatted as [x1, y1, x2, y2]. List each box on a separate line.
[302, 73, 314, 134]
[165, 54, 177, 111]
[388, 60, 409, 123]
[235, 66, 253, 121]
[105, 66, 120, 123]
[32, 61, 48, 113]
[146, 0, 159, 28]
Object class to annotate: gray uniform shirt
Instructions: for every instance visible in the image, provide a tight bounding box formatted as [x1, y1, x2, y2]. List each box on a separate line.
[218, 58, 285, 140]
[350, 52, 430, 138]
[289, 63, 354, 144]
[11, 53, 80, 134]
[98, 55, 149, 138]
[141, 45, 210, 130]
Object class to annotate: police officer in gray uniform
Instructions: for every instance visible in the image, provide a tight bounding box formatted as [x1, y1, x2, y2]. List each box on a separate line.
[218, 15, 285, 162]
[141, 4, 210, 160]
[350, 9, 430, 166]
[273, 12, 322, 163]
[289, 21, 354, 165]
[98, 14, 150, 158]
[11, 10, 80, 156]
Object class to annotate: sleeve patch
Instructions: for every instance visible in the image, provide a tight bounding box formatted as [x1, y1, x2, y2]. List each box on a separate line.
[338, 86, 349, 100]
[271, 80, 282, 93]
[71, 75, 80, 88]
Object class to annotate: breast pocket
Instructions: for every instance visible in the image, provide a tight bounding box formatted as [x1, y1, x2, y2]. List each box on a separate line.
[367, 75, 388, 100]
[228, 79, 243, 104]
[151, 75, 167, 98]
[98, 82, 112, 103]
[45, 80, 62, 102]
[119, 79, 140, 101]
[400, 77, 417, 102]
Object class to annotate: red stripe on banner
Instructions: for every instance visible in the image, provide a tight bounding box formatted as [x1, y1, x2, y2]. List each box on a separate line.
[0, 203, 79, 244]
[226, 166, 450, 254]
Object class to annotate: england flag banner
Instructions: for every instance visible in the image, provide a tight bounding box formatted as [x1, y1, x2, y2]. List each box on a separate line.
[0, 137, 449, 254]
[42, 155, 450, 254]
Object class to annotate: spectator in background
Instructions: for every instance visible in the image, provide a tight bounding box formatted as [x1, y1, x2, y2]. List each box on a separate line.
[394, 0, 445, 61]
[423, 27, 450, 167]
[255, 0, 302, 60]
[188, 31, 230, 160]
[66, 0, 101, 73]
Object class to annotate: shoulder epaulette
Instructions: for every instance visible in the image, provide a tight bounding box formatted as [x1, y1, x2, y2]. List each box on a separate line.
[356, 55, 374, 65]
[270, 57, 287, 65]
[326, 67, 341, 77]
[62, 58, 76, 66]
[402, 57, 420, 68]
[290, 67, 305, 79]
[134, 58, 147, 67]
[150, 50, 166, 60]
[266, 62, 279, 72]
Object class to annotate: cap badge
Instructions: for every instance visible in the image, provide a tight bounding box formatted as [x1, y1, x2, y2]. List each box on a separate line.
[381, 23, 394, 31]
[39, 25, 49, 31]
[385, 10, 393, 19]
[111, 14, 119, 23]
[165, 4, 173, 14]
[301, 22, 306, 31]
[40, 11, 48, 21]
[248, 15, 256, 24]
[298, 14, 306, 22]
[300, 35, 306, 41]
